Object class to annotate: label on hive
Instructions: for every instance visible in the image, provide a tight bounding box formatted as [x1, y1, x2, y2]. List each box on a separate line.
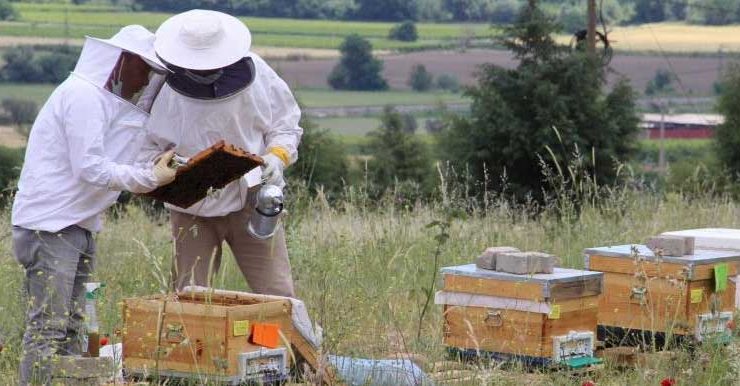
[715, 263, 729, 292]
[690, 289, 704, 304]
[695, 311, 733, 342]
[552, 331, 595, 362]
[233, 320, 250, 337]
[548, 305, 561, 320]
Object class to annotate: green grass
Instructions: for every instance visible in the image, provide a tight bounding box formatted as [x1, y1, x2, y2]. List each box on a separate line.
[1, 182, 739, 384]
[295, 89, 468, 108]
[6, 3, 496, 50]
[0, 83, 468, 110]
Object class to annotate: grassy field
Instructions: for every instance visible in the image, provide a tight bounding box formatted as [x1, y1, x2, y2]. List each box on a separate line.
[3, 3, 495, 51]
[0, 83, 468, 109]
[0, 182, 739, 384]
[555, 22, 740, 54]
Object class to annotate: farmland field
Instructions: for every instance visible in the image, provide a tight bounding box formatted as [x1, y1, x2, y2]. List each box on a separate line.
[3, 3, 496, 51]
[0, 83, 467, 109]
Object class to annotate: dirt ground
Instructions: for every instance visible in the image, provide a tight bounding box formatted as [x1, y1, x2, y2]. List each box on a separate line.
[0, 126, 26, 148]
[273, 48, 724, 96]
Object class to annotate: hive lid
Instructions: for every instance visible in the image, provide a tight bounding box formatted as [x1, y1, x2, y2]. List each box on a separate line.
[584, 244, 740, 265]
[662, 228, 740, 251]
[440, 264, 602, 284]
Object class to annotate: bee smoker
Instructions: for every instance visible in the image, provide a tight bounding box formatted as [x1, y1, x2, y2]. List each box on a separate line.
[247, 184, 284, 240]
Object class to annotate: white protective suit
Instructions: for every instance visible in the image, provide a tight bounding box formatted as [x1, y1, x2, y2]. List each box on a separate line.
[12, 36, 163, 233]
[143, 53, 303, 217]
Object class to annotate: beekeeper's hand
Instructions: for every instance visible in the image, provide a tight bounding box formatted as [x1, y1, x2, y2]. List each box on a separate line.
[261, 153, 286, 188]
[152, 150, 177, 186]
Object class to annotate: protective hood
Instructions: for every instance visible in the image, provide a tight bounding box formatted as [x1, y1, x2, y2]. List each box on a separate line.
[165, 56, 255, 100]
[72, 26, 166, 113]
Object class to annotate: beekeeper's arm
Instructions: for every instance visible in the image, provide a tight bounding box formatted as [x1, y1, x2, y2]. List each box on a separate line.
[260, 71, 303, 187]
[64, 93, 175, 193]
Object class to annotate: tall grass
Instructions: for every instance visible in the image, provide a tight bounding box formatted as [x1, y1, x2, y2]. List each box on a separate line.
[1, 177, 739, 384]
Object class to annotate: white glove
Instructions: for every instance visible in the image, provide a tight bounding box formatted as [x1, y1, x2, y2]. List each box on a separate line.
[261, 153, 285, 188]
[152, 150, 177, 186]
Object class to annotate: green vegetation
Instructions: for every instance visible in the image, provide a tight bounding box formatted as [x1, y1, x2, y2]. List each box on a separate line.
[2, 172, 740, 383]
[440, 2, 639, 202]
[0, 83, 467, 108]
[6, 3, 496, 50]
[329, 35, 388, 90]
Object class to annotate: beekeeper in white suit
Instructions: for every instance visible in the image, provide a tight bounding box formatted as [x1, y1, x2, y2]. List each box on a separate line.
[11, 25, 176, 385]
[143, 10, 302, 295]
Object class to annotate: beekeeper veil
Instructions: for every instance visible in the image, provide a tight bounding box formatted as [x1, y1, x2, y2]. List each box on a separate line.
[72, 25, 169, 113]
[154, 10, 255, 100]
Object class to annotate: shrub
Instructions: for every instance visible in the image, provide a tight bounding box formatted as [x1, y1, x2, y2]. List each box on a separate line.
[366, 106, 433, 198]
[0, 45, 79, 83]
[287, 116, 350, 198]
[0, 145, 24, 201]
[388, 20, 418, 41]
[436, 74, 460, 92]
[0, 0, 17, 21]
[408, 64, 433, 92]
[1, 99, 38, 138]
[328, 35, 388, 91]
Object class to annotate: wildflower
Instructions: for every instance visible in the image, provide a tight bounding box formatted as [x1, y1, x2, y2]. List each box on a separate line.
[660, 378, 676, 386]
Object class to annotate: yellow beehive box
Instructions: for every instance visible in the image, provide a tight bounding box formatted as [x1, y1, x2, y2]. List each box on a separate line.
[584, 244, 738, 342]
[437, 264, 603, 364]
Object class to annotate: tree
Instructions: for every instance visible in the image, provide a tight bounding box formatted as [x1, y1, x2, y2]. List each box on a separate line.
[388, 20, 418, 41]
[353, 0, 417, 21]
[439, 1, 639, 202]
[408, 64, 433, 91]
[0, 0, 17, 21]
[645, 68, 675, 95]
[632, 0, 667, 23]
[715, 64, 740, 178]
[366, 106, 432, 197]
[328, 35, 388, 91]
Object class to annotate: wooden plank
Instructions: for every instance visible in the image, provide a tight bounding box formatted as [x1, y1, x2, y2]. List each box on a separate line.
[555, 296, 600, 313]
[691, 263, 737, 281]
[122, 309, 228, 375]
[588, 255, 687, 279]
[596, 272, 690, 334]
[541, 309, 598, 357]
[589, 254, 738, 281]
[549, 277, 602, 301]
[686, 280, 736, 329]
[443, 275, 544, 302]
[443, 305, 545, 357]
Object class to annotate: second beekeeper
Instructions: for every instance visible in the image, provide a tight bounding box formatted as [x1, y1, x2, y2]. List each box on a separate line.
[143, 10, 303, 295]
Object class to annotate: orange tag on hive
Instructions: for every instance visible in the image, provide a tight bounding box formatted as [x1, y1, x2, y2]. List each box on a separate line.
[251, 323, 280, 348]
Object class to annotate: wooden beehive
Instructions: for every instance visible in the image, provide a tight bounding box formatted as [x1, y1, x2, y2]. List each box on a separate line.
[438, 264, 603, 364]
[144, 140, 263, 209]
[584, 244, 739, 342]
[121, 291, 325, 384]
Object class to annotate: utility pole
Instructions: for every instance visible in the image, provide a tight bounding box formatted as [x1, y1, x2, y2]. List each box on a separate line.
[659, 105, 666, 171]
[586, 0, 597, 56]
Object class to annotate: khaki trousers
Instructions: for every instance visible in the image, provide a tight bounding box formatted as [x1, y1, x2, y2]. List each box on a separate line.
[170, 206, 295, 297]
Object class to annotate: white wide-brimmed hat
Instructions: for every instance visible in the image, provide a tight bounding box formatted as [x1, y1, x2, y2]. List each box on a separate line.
[89, 25, 168, 72]
[154, 9, 251, 71]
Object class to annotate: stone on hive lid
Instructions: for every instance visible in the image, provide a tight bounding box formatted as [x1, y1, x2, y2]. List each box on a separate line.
[646, 235, 695, 257]
[475, 246, 520, 270]
[496, 251, 558, 274]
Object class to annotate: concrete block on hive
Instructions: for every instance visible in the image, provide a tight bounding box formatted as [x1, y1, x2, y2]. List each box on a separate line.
[646, 235, 694, 256]
[475, 246, 520, 270]
[495, 252, 558, 274]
